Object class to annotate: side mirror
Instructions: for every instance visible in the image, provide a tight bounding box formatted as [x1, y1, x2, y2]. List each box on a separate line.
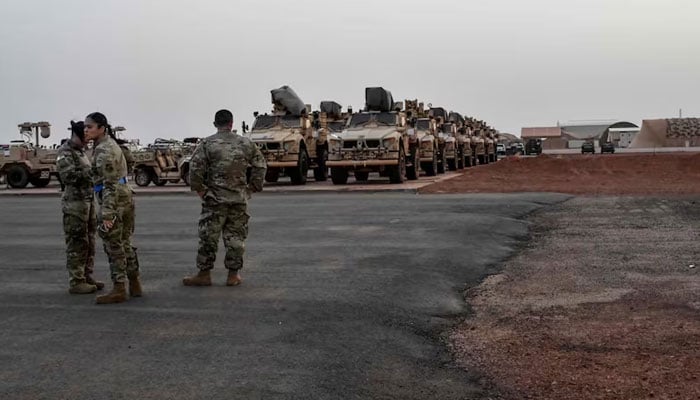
[253, 111, 259, 118]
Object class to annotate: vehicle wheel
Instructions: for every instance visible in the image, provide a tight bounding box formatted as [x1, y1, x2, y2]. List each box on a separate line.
[447, 157, 457, 171]
[437, 150, 446, 174]
[154, 177, 167, 186]
[313, 148, 328, 182]
[168, 179, 180, 184]
[182, 170, 190, 186]
[6, 165, 29, 188]
[288, 151, 309, 185]
[331, 167, 348, 185]
[265, 168, 280, 183]
[422, 151, 438, 176]
[457, 150, 464, 169]
[406, 150, 419, 180]
[29, 177, 51, 188]
[464, 154, 472, 168]
[354, 171, 369, 182]
[389, 145, 407, 184]
[134, 168, 152, 187]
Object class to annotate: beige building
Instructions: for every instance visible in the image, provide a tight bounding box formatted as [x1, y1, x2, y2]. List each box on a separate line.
[630, 118, 700, 148]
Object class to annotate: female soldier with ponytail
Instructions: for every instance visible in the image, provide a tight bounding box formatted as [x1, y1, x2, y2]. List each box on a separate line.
[56, 121, 102, 294]
[84, 112, 142, 304]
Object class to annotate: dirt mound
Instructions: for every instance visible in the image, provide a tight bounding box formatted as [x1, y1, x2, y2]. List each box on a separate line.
[421, 153, 700, 195]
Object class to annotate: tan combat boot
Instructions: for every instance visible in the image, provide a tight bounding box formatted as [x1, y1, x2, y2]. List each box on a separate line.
[85, 275, 105, 291]
[182, 270, 212, 286]
[226, 270, 242, 287]
[95, 282, 128, 304]
[127, 273, 143, 297]
[69, 282, 97, 295]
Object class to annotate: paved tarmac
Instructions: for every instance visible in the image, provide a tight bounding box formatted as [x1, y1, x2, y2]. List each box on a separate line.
[0, 192, 568, 399]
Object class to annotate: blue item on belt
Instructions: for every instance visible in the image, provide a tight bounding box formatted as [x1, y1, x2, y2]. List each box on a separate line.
[94, 177, 127, 193]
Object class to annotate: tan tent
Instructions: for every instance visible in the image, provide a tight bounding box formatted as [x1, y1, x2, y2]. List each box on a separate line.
[630, 118, 700, 148]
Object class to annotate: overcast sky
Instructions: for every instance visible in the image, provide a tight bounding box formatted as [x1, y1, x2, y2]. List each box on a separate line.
[1, 0, 698, 144]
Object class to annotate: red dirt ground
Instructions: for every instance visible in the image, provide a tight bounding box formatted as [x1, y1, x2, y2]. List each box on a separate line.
[420, 153, 700, 195]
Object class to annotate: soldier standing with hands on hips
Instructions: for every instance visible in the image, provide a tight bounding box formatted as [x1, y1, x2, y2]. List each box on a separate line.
[84, 112, 142, 304]
[56, 120, 102, 294]
[183, 109, 266, 287]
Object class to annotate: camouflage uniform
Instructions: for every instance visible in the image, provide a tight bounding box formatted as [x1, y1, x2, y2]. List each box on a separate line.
[92, 135, 137, 284]
[189, 129, 266, 272]
[56, 139, 97, 286]
[117, 143, 138, 272]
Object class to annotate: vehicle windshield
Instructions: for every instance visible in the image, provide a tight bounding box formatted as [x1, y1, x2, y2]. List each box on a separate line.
[327, 121, 346, 132]
[252, 115, 301, 131]
[415, 119, 431, 130]
[347, 112, 396, 128]
[441, 124, 453, 133]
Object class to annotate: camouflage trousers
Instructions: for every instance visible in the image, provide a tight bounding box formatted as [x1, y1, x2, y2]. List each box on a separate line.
[196, 202, 249, 271]
[62, 199, 96, 286]
[98, 195, 138, 283]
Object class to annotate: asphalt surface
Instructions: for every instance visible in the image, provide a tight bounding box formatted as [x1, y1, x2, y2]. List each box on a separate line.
[0, 192, 568, 399]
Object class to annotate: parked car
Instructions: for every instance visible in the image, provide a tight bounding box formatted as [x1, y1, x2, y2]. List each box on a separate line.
[581, 141, 595, 154]
[508, 142, 524, 155]
[525, 139, 542, 155]
[496, 144, 506, 156]
[600, 142, 615, 154]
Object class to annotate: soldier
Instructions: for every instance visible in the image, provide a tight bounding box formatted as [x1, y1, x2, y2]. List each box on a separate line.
[112, 136, 140, 295]
[183, 109, 266, 287]
[84, 112, 141, 304]
[56, 121, 103, 294]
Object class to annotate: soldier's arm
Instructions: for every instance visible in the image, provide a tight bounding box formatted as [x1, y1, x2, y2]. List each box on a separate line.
[56, 151, 85, 185]
[247, 141, 267, 192]
[189, 142, 208, 193]
[95, 147, 121, 220]
[119, 145, 135, 174]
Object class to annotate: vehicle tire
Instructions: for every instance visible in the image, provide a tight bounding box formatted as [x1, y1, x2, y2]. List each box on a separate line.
[457, 149, 464, 169]
[437, 150, 446, 174]
[464, 154, 472, 168]
[6, 165, 29, 188]
[288, 151, 309, 185]
[168, 179, 180, 184]
[421, 151, 438, 177]
[154, 176, 167, 186]
[182, 171, 190, 186]
[354, 171, 369, 182]
[406, 150, 419, 180]
[389, 145, 407, 184]
[265, 168, 280, 183]
[313, 148, 328, 182]
[29, 177, 51, 188]
[134, 168, 152, 187]
[331, 167, 348, 185]
[447, 157, 457, 171]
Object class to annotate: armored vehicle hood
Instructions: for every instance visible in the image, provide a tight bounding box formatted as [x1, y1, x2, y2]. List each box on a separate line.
[336, 126, 398, 141]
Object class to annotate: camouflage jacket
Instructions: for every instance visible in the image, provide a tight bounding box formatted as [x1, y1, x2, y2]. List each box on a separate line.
[189, 130, 267, 204]
[118, 144, 135, 174]
[56, 139, 94, 204]
[92, 135, 130, 219]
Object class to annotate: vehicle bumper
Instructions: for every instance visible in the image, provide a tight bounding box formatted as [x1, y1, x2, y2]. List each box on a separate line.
[326, 159, 399, 167]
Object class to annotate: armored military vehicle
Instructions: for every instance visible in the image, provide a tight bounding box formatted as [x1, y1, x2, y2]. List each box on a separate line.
[132, 138, 189, 186]
[246, 86, 328, 185]
[326, 87, 416, 184]
[428, 107, 452, 174]
[404, 100, 439, 176]
[449, 111, 471, 169]
[0, 122, 57, 188]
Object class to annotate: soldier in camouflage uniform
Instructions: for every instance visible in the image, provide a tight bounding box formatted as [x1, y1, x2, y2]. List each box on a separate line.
[183, 109, 266, 287]
[114, 138, 141, 296]
[56, 121, 103, 294]
[84, 112, 140, 304]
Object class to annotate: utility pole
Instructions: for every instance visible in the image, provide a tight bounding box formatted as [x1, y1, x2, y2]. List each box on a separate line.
[679, 108, 683, 118]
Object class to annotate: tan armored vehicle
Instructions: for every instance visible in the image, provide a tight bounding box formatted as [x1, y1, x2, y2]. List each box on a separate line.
[405, 100, 439, 176]
[0, 122, 57, 188]
[449, 111, 471, 169]
[132, 138, 189, 186]
[428, 107, 452, 174]
[246, 86, 328, 185]
[326, 87, 416, 184]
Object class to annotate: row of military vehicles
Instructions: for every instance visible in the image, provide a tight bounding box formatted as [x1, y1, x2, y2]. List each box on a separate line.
[0, 122, 199, 189]
[0, 86, 502, 188]
[246, 86, 501, 185]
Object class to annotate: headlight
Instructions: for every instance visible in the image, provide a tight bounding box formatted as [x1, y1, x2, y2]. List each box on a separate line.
[283, 140, 296, 152]
[382, 138, 397, 149]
